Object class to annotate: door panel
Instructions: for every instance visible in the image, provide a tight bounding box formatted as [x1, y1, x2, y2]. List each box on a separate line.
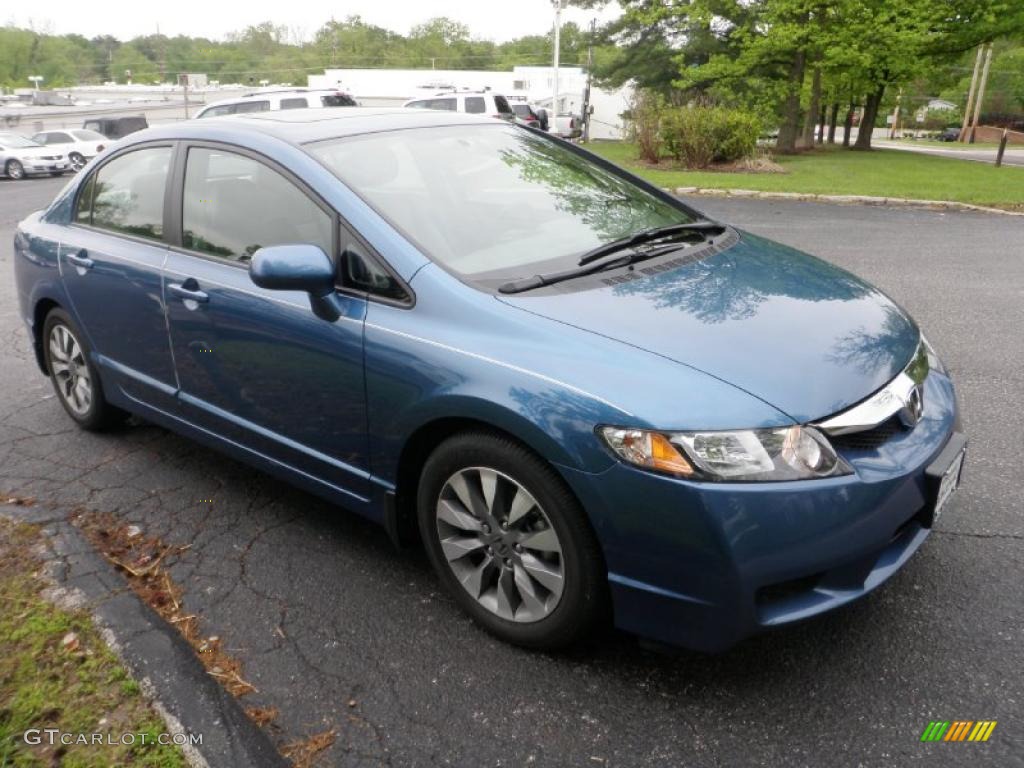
[60, 145, 177, 409]
[163, 253, 370, 499]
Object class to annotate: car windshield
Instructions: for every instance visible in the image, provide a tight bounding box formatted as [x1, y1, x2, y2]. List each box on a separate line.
[0, 133, 42, 149]
[308, 125, 696, 279]
[72, 129, 105, 141]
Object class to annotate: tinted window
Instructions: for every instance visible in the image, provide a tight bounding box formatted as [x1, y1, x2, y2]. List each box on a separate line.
[511, 104, 531, 118]
[83, 121, 103, 133]
[182, 148, 331, 264]
[412, 98, 456, 111]
[492, 95, 513, 115]
[279, 97, 308, 110]
[322, 93, 357, 107]
[310, 125, 694, 279]
[232, 100, 270, 114]
[88, 147, 171, 241]
[198, 105, 234, 118]
[464, 97, 485, 114]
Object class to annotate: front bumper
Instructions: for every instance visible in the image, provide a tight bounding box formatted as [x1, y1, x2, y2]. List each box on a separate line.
[559, 371, 961, 652]
[24, 159, 67, 174]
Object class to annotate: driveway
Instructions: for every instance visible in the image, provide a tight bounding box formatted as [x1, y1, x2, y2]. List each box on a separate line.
[2, 177, 1022, 767]
[874, 140, 1024, 168]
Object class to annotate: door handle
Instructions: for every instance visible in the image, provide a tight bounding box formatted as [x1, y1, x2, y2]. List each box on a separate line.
[66, 251, 94, 269]
[168, 282, 210, 304]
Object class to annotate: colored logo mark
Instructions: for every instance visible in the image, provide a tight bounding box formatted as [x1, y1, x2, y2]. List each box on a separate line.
[920, 721, 997, 742]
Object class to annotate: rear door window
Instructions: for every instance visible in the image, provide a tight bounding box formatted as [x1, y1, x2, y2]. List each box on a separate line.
[279, 97, 308, 110]
[181, 148, 332, 264]
[83, 147, 171, 242]
[232, 101, 270, 114]
[464, 97, 486, 114]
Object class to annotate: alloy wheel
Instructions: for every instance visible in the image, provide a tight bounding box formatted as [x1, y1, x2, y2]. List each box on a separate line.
[435, 467, 565, 623]
[6, 160, 24, 180]
[48, 323, 92, 416]
[69, 153, 85, 172]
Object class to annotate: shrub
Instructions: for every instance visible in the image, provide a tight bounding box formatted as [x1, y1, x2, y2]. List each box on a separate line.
[626, 89, 665, 164]
[660, 106, 761, 168]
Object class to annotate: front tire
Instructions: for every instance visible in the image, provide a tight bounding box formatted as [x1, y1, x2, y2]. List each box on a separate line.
[417, 431, 607, 649]
[6, 159, 24, 180]
[42, 309, 126, 430]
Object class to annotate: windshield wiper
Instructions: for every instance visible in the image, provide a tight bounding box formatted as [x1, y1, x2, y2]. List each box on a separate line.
[576, 220, 725, 266]
[497, 220, 726, 295]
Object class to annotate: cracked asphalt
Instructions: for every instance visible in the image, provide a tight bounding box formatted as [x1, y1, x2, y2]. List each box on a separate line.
[2, 176, 1022, 767]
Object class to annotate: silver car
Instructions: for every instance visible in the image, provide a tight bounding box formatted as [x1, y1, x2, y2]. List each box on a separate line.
[0, 133, 68, 180]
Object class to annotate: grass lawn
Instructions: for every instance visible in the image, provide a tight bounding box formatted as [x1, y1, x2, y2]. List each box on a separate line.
[0, 518, 186, 768]
[584, 142, 1024, 209]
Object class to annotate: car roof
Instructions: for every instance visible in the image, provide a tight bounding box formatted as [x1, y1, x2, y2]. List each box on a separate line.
[129, 107, 504, 146]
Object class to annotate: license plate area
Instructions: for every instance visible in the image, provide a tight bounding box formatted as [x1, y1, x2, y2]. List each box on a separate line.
[924, 433, 967, 526]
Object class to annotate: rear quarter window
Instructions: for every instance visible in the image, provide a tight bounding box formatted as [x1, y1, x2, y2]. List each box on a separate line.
[322, 93, 357, 107]
[464, 97, 486, 114]
[279, 97, 309, 110]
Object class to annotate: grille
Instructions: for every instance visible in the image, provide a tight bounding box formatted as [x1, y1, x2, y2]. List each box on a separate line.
[829, 417, 903, 452]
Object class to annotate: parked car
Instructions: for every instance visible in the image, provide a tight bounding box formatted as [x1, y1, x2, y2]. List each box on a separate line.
[937, 127, 960, 142]
[510, 102, 545, 130]
[31, 129, 107, 172]
[194, 89, 358, 119]
[14, 110, 965, 652]
[82, 116, 149, 140]
[0, 132, 68, 179]
[403, 91, 515, 121]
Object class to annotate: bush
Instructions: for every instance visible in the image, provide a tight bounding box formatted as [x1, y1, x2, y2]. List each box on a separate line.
[626, 89, 665, 164]
[660, 106, 761, 168]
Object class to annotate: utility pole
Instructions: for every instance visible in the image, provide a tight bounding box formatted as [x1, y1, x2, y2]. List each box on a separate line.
[888, 88, 902, 140]
[581, 18, 595, 143]
[551, 0, 564, 127]
[959, 46, 984, 142]
[968, 43, 993, 144]
[179, 74, 190, 119]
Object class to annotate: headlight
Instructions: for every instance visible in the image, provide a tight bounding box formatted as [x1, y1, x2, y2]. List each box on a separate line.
[921, 334, 947, 375]
[598, 425, 851, 482]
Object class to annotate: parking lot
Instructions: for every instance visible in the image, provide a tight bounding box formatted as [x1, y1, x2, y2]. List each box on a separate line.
[2, 175, 1021, 767]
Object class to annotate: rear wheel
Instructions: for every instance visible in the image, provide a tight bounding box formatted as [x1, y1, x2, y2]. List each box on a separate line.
[5, 160, 24, 180]
[42, 309, 127, 430]
[69, 152, 85, 172]
[418, 431, 606, 649]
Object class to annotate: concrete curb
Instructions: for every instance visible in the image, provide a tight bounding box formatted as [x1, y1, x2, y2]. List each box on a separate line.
[662, 187, 1024, 216]
[1, 503, 287, 768]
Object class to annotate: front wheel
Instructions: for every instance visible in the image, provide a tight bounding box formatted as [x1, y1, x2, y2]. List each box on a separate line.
[6, 159, 24, 180]
[418, 431, 607, 649]
[42, 309, 127, 430]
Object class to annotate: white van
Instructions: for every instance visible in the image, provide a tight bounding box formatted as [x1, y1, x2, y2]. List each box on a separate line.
[194, 89, 358, 119]
[403, 91, 515, 121]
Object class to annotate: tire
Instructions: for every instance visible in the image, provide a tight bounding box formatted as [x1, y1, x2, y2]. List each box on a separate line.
[42, 308, 127, 430]
[69, 152, 85, 172]
[6, 159, 24, 180]
[417, 431, 607, 649]
[50, 171, 65, 177]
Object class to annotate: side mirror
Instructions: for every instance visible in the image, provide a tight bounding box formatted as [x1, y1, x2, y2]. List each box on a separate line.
[250, 244, 344, 321]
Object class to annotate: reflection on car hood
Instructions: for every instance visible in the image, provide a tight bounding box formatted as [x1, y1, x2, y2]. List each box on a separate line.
[498, 230, 920, 423]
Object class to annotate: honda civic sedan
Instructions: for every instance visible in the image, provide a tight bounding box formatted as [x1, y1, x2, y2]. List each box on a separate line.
[13, 109, 966, 652]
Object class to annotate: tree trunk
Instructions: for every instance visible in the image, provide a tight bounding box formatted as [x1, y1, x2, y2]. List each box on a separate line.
[776, 49, 806, 154]
[827, 102, 840, 144]
[843, 99, 855, 147]
[816, 104, 827, 144]
[854, 84, 885, 150]
[797, 66, 821, 149]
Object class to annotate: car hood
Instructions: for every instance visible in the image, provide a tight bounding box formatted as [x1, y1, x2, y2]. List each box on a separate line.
[497, 230, 920, 423]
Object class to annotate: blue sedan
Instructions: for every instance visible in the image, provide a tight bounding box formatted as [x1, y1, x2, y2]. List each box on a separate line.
[13, 109, 966, 651]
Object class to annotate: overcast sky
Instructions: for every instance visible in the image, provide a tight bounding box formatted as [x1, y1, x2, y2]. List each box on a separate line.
[7, 1, 621, 43]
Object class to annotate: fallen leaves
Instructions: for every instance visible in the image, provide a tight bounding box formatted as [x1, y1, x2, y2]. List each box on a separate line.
[281, 729, 337, 768]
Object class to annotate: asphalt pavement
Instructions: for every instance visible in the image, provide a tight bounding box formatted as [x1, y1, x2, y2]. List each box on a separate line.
[1, 176, 1022, 767]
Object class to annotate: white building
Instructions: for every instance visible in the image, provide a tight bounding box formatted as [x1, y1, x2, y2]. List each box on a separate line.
[308, 66, 632, 140]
